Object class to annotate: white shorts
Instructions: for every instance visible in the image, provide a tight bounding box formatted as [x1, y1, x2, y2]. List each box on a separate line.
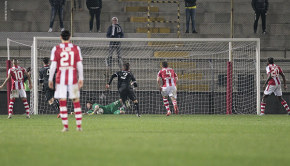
[10, 89, 27, 98]
[264, 84, 282, 96]
[161, 86, 177, 99]
[54, 84, 80, 99]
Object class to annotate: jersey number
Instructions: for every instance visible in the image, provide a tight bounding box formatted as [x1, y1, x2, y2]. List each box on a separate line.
[271, 67, 279, 77]
[60, 51, 74, 67]
[46, 69, 50, 76]
[13, 71, 23, 80]
[166, 70, 172, 77]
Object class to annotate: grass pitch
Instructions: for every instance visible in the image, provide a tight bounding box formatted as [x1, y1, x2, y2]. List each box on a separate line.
[1, 114, 290, 166]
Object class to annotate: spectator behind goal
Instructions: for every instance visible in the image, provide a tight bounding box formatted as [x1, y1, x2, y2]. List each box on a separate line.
[252, 0, 268, 34]
[185, 0, 197, 33]
[86, 0, 102, 32]
[48, 0, 66, 32]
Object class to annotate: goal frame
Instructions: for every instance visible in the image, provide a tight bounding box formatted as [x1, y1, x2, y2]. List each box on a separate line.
[31, 37, 261, 115]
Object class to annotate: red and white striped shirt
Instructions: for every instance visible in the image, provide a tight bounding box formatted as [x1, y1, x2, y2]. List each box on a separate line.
[158, 67, 178, 87]
[8, 65, 26, 90]
[50, 43, 83, 85]
[266, 64, 283, 86]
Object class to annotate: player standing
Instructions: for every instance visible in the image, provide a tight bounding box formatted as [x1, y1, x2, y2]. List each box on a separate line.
[0, 58, 32, 119]
[157, 61, 179, 116]
[261, 57, 289, 115]
[106, 63, 141, 117]
[49, 30, 84, 132]
[39, 57, 60, 117]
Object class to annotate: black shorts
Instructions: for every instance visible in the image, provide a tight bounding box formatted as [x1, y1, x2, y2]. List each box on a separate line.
[44, 87, 55, 101]
[118, 87, 136, 102]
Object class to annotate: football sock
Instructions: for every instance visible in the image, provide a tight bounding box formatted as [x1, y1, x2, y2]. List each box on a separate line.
[59, 100, 68, 129]
[8, 98, 15, 115]
[134, 102, 139, 115]
[281, 100, 290, 112]
[22, 99, 30, 116]
[173, 100, 177, 108]
[73, 101, 82, 129]
[163, 98, 170, 112]
[261, 102, 266, 114]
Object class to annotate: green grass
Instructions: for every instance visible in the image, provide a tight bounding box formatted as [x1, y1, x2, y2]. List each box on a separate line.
[1, 115, 290, 166]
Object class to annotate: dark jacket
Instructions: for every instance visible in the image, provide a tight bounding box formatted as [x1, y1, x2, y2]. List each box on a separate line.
[185, 0, 196, 7]
[49, 0, 65, 7]
[86, 0, 102, 9]
[252, 0, 268, 12]
[106, 24, 124, 38]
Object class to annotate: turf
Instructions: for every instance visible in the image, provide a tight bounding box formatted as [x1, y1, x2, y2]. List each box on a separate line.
[0, 115, 290, 166]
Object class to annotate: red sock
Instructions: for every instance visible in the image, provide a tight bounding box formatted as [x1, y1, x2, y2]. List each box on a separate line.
[261, 102, 266, 114]
[8, 98, 15, 115]
[281, 100, 290, 112]
[59, 100, 68, 129]
[163, 98, 170, 112]
[22, 99, 30, 115]
[73, 101, 82, 129]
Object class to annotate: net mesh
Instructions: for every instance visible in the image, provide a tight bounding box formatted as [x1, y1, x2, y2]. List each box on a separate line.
[27, 38, 258, 114]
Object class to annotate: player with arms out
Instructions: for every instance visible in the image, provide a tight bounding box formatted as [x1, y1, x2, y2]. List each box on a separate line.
[49, 30, 84, 132]
[0, 58, 32, 119]
[106, 63, 141, 117]
[261, 57, 289, 115]
[39, 57, 60, 117]
[157, 61, 179, 116]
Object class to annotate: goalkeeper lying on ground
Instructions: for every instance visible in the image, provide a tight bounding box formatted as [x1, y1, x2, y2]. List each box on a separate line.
[86, 99, 126, 115]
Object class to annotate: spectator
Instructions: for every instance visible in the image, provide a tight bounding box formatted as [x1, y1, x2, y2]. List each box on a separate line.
[252, 0, 268, 34]
[48, 0, 66, 32]
[185, 0, 197, 33]
[74, 0, 83, 10]
[106, 17, 124, 69]
[86, 0, 102, 32]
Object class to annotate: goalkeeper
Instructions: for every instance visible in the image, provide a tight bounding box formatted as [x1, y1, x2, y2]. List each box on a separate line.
[86, 99, 126, 115]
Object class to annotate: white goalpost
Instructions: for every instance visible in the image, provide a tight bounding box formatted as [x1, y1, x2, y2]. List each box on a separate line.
[28, 37, 260, 115]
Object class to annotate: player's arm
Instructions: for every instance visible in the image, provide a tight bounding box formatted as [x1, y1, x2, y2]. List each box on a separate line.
[24, 70, 33, 89]
[77, 46, 84, 89]
[0, 73, 12, 89]
[157, 76, 163, 92]
[174, 71, 178, 84]
[49, 47, 57, 89]
[263, 73, 272, 90]
[39, 69, 44, 84]
[106, 73, 118, 88]
[280, 72, 287, 90]
[131, 73, 138, 88]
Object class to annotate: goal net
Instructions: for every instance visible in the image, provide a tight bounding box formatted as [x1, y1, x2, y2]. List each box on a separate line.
[29, 37, 260, 115]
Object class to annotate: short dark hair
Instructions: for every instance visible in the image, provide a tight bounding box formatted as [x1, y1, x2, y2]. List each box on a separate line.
[12, 58, 18, 62]
[61, 30, 71, 41]
[123, 63, 130, 71]
[86, 100, 93, 104]
[162, 61, 168, 68]
[268, 57, 274, 64]
[43, 57, 50, 65]
[26, 67, 31, 72]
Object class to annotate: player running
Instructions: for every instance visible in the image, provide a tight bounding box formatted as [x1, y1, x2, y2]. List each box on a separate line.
[106, 63, 141, 117]
[157, 61, 179, 116]
[86, 99, 126, 115]
[49, 30, 84, 132]
[261, 57, 289, 115]
[0, 58, 32, 119]
[39, 57, 60, 117]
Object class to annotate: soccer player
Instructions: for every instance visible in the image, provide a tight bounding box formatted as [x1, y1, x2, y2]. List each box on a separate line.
[157, 61, 179, 116]
[261, 57, 289, 115]
[0, 58, 32, 119]
[106, 63, 141, 117]
[86, 99, 126, 115]
[49, 30, 84, 132]
[39, 57, 60, 117]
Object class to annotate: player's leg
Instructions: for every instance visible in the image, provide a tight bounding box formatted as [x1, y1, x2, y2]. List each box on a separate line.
[69, 84, 82, 131]
[55, 84, 69, 132]
[170, 87, 178, 114]
[19, 89, 30, 118]
[116, 44, 123, 69]
[46, 88, 60, 116]
[261, 85, 274, 115]
[274, 85, 290, 114]
[8, 94, 16, 119]
[161, 87, 171, 116]
[128, 88, 140, 117]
